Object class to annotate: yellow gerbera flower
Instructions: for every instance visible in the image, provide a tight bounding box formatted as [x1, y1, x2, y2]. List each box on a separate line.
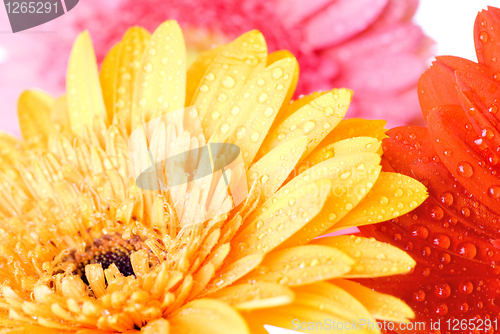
[0, 21, 428, 334]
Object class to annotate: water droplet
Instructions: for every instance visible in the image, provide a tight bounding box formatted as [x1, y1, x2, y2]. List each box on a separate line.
[435, 283, 451, 298]
[394, 189, 403, 197]
[460, 302, 469, 312]
[339, 170, 351, 180]
[440, 192, 454, 206]
[230, 106, 241, 115]
[457, 162, 474, 178]
[222, 75, 236, 89]
[260, 175, 269, 184]
[236, 127, 247, 140]
[429, 205, 444, 220]
[422, 246, 431, 257]
[433, 234, 451, 249]
[324, 107, 334, 116]
[148, 48, 157, 56]
[251, 132, 260, 143]
[411, 225, 429, 239]
[379, 196, 389, 206]
[413, 290, 425, 302]
[460, 281, 473, 294]
[257, 92, 268, 104]
[435, 303, 448, 315]
[288, 198, 295, 206]
[302, 121, 316, 134]
[200, 85, 209, 92]
[264, 107, 274, 118]
[220, 123, 230, 134]
[143, 63, 153, 72]
[276, 84, 284, 91]
[329, 213, 337, 221]
[458, 242, 477, 259]
[139, 98, 147, 107]
[488, 185, 500, 199]
[439, 253, 451, 265]
[211, 111, 220, 120]
[272, 67, 283, 80]
[257, 79, 265, 87]
[205, 72, 215, 81]
[217, 93, 227, 102]
[480, 31, 489, 43]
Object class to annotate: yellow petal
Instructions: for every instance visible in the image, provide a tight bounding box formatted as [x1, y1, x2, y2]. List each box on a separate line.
[0, 133, 23, 179]
[207, 282, 294, 311]
[228, 56, 298, 165]
[267, 50, 299, 119]
[169, 299, 250, 334]
[247, 136, 308, 201]
[331, 279, 414, 323]
[244, 282, 379, 334]
[331, 172, 428, 231]
[50, 95, 72, 137]
[66, 31, 107, 137]
[99, 42, 121, 123]
[313, 235, 416, 277]
[186, 45, 224, 105]
[17, 90, 55, 150]
[273, 91, 329, 128]
[321, 118, 387, 146]
[110, 27, 151, 132]
[188, 30, 267, 132]
[141, 318, 170, 334]
[131, 21, 186, 128]
[241, 245, 354, 286]
[298, 136, 381, 171]
[201, 253, 264, 296]
[272, 153, 382, 248]
[258, 89, 351, 159]
[232, 179, 332, 260]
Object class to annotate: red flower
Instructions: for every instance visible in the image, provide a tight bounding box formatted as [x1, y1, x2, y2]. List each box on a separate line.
[357, 6, 500, 333]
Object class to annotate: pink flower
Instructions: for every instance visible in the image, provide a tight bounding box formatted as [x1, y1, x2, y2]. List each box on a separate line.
[0, 0, 433, 136]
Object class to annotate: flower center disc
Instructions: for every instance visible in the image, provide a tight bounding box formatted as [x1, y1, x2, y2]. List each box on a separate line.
[69, 234, 143, 284]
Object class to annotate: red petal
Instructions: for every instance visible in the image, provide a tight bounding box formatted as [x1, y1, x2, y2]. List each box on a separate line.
[358, 221, 500, 334]
[474, 7, 500, 74]
[456, 69, 500, 129]
[383, 127, 500, 238]
[417, 56, 487, 119]
[427, 105, 500, 214]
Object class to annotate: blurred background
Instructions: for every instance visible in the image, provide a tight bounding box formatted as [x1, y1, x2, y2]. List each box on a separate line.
[0, 0, 492, 69]
[0, 0, 493, 137]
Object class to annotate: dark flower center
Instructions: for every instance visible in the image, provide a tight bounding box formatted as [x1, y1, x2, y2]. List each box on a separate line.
[69, 234, 143, 284]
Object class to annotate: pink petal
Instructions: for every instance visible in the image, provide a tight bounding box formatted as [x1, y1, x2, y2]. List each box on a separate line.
[370, 0, 420, 29]
[303, 0, 388, 49]
[334, 53, 425, 94]
[325, 23, 424, 63]
[275, 0, 333, 28]
[350, 87, 423, 127]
